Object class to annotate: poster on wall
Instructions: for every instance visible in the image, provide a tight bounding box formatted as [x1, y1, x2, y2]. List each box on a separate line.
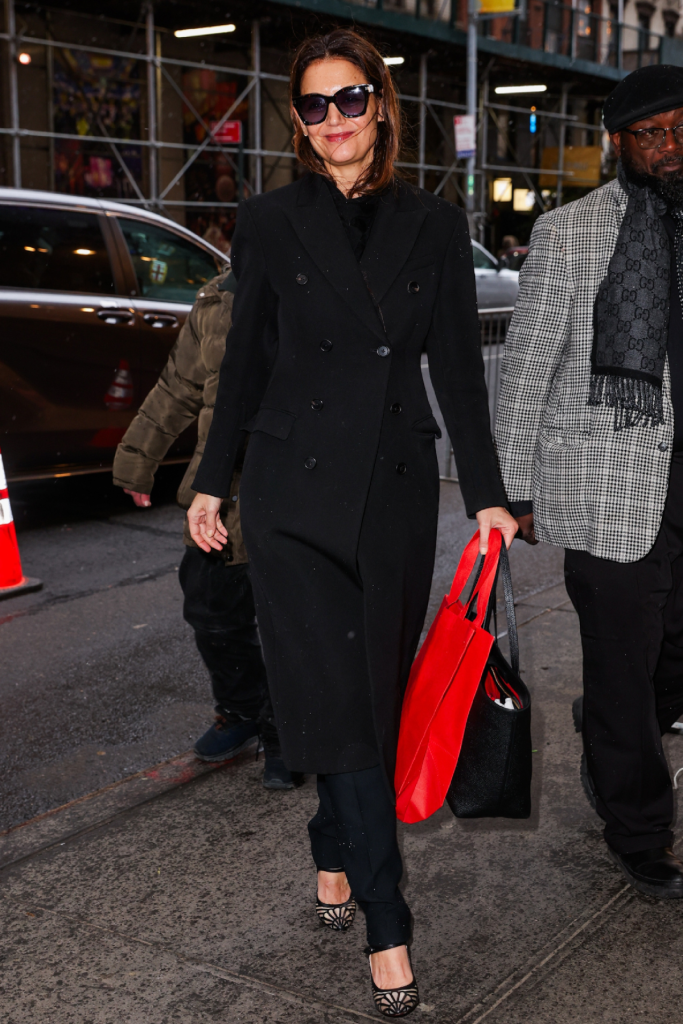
[53, 48, 143, 200]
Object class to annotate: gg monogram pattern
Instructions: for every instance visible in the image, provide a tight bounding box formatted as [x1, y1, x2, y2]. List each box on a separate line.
[592, 176, 669, 387]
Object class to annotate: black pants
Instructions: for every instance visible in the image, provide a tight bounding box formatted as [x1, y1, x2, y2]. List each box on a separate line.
[178, 548, 279, 752]
[565, 455, 683, 854]
[308, 764, 411, 948]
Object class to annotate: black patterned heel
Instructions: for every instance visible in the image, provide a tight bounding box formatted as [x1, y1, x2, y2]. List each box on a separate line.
[365, 944, 419, 1018]
[316, 893, 357, 930]
[315, 867, 356, 931]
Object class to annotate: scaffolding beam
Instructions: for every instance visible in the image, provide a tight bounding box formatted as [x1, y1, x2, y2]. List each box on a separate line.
[5, 0, 20, 188]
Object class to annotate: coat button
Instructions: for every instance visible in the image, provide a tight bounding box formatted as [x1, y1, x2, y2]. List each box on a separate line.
[377, 345, 391, 357]
[231, 495, 238, 502]
[408, 281, 420, 294]
[320, 339, 333, 352]
[226, 554, 234, 562]
[390, 402, 402, 414]
[311, 399, 324, 410]
[304, 457, 317, 469]
[396, 463, 407, 474]
[659, 441, 669, 451]
[296, 273, 308, 285]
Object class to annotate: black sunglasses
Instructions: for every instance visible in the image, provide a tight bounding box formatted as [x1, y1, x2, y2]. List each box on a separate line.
[293, 84, 376, 126]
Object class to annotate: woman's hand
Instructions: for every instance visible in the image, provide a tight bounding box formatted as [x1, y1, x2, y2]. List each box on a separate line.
[475, 506, 518, 555]
[187, 492, 228, 552]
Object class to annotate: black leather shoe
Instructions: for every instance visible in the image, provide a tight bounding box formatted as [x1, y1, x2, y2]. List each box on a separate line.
[608, 846, 683, 898]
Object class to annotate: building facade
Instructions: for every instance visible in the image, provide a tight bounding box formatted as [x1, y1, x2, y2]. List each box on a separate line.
[2, 0, 682, 253]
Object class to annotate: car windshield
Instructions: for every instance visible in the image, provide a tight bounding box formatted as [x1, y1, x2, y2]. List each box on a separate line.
[119, 218, 221, 303]
[471, 243, 497, 271]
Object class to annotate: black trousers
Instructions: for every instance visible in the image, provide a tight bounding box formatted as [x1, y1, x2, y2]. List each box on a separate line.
[308, 764, 411, 948]
[178, 548, 279, 752]
[565, 455, 683, 854]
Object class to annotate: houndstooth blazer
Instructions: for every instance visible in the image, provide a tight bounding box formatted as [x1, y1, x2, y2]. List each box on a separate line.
[495, 177, 674, 563]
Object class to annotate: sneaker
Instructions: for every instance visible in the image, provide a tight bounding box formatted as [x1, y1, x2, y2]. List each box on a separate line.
[194, 716, 259, 763]
[262, 755, 304, 790]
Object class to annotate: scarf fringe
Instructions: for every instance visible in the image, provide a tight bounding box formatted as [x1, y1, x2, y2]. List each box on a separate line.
[588, 373, 664, 431]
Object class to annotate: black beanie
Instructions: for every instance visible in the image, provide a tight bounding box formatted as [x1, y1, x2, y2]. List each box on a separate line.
[603, 64, 683, 133]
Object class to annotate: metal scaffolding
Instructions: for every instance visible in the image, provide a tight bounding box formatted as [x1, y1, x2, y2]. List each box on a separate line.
[0, 0, 608, 228]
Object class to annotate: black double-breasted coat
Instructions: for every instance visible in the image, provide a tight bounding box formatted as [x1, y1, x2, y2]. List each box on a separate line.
[193, 172, 507, 785]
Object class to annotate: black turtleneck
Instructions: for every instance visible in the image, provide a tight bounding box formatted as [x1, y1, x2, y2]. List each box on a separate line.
[660, 212, 683, 451]
[325, 177, 380, 263]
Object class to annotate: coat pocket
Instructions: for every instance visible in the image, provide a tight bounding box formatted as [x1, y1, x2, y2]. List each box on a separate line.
[411, 414, 442, 439]
[244, 407, 296, 440]
[403, 256, 436, 273]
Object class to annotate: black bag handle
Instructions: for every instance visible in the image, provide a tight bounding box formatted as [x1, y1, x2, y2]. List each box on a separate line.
[483, 540, 520, 676]
[498, 542, 520, 676]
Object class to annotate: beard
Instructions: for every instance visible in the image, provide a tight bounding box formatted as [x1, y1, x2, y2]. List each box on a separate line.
[621, 146, 683, 207]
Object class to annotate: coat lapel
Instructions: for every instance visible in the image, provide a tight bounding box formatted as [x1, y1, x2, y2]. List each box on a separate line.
[360, 182, 429, 305]
[285, 174, 385, 341]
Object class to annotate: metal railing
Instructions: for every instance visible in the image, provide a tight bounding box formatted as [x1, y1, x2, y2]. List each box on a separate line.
[441, 307, 513, 481]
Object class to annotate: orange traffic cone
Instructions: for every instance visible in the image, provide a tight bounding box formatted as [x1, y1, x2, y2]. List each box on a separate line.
[104, 359, 133, 410]
[0, 449, 42, 600]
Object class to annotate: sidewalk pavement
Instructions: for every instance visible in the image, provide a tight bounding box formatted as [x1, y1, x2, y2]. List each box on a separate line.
[2, 499, 683, 1022]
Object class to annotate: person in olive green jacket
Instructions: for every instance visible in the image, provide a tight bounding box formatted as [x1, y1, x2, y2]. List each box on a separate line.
[113, 270, 297, 790]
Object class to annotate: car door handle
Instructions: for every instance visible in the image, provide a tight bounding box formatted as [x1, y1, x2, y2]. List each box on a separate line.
[143, 313, 178, 329]
[97, 309, 134, 324]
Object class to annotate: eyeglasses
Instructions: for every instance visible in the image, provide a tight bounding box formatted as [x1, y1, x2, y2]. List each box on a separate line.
[293, 84, 376, 126]
[622, 124, 683, 150]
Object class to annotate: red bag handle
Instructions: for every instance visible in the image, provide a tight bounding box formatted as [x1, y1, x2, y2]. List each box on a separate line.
[447, 528, 502, 628]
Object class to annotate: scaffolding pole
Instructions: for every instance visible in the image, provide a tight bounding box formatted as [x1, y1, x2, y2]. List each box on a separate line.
[146, 4, 157, 205]
[466, 0, 477, 221]
[556, 82, 569, 207]
[253, 20, 263, 195]
[6, 0, 20, 188]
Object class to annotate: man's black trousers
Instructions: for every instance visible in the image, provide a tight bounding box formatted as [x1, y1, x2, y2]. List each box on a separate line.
[308, 764, 412, 948]
[565, 454, 683, 854]
[178, 548, 279, 752]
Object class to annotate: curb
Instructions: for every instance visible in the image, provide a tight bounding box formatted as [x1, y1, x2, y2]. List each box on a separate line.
[0, 741, 260, 871]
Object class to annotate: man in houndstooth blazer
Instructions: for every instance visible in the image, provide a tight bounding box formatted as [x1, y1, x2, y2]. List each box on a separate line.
[495, 176, 672, 562]
[496, 65, 683, 898]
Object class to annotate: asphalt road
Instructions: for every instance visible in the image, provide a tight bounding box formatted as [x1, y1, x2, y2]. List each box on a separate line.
[0, 462, 566, 834]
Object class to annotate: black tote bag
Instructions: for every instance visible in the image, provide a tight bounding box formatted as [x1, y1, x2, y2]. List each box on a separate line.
[446, 541, 532, 819]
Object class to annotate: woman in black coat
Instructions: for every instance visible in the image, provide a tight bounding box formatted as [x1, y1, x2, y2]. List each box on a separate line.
[189, 29, 517, 1018]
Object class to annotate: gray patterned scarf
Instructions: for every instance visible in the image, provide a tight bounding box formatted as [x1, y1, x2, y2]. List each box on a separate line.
[588, 162, 670, 431]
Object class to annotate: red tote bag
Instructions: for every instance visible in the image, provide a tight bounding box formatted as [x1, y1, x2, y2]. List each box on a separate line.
[395, 529, 502, 824]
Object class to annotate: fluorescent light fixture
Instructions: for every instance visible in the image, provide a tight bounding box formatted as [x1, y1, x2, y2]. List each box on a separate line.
[174, 23, 236, 38]
[492, 177, 512, 203]
[495, 84, 547, 95]
[383, 56, 405, 65]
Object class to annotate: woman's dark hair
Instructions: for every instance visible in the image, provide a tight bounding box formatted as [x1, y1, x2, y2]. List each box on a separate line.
[289, 29, 401, 195]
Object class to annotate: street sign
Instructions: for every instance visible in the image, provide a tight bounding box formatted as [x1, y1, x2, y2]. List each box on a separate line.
[454, 115, 476, 159]
[210, 120, 242, 144]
